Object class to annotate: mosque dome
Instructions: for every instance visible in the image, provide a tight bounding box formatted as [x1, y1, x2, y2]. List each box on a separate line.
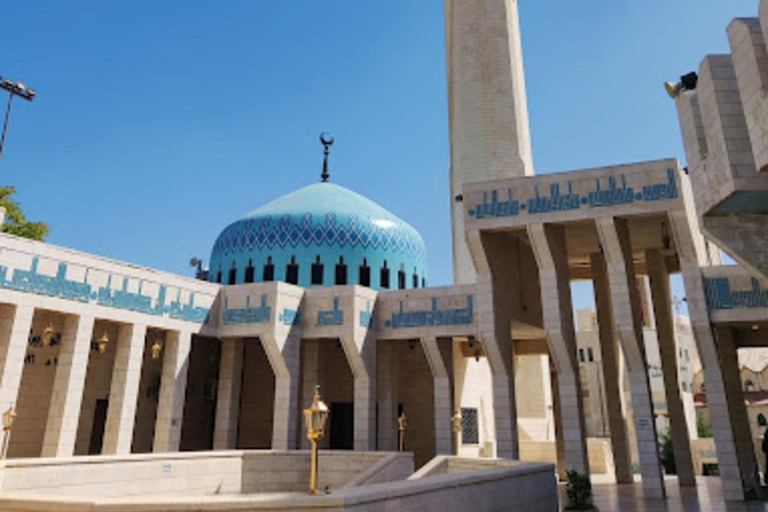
[209, 181, 428, 291]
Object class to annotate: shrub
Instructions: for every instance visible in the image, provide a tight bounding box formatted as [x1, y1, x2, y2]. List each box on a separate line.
[565, 470, 594, 510]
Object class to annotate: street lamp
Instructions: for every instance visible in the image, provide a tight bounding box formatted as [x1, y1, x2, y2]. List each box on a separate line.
[304, 385, 329, 494]
[1, 404, 17, 459]
[452, 409, 463, 456]
[398, 412, 407, 452]
[0, 76, 36, 162]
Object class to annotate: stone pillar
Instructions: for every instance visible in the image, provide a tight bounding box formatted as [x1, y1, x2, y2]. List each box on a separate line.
[467, 230, 519, 460]
[445, 0, 534, 284]
[377, 341, 398, 452]
[261, 332, 301, 450]
[590, 252, 634, 484]
[527, 223, 589, 476]
[549, 362, 567, 482]
[421, 336, 453, 455]
[41, 314, 95, 458]
[341, 331, 377, 452]
[717, 326, 760, 488]
[300, 340, 321, 450]
[0, 305, 34, 415]
[213, 338, 243, 450]
[646, 249, 696, 486]
[153, 330, 192, 452]
[102, 323, 147, 455]
[596, 217, 664, 498]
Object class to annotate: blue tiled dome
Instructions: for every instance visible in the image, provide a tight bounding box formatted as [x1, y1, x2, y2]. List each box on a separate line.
[209, 182, 428, 290]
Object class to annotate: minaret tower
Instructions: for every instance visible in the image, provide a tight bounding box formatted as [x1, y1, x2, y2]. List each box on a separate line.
[445, 0, 534, 283]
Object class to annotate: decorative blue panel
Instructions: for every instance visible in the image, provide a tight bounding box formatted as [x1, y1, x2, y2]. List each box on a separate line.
[0, 258, 210, 323]
[384, 296, 474, 328]
[317, 297, 344, 326]
[279, 309, 301, 326]
[469, 169, 678, 220]
[704, 277, 768, 310]
[359, 301, 373, 328]
[223, 294, 271, 325]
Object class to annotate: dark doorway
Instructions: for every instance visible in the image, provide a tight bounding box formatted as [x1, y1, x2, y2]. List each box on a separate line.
[88, 399, 109, 455]
[329, 402, 354, 450]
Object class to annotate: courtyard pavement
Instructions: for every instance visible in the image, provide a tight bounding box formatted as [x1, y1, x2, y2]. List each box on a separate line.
[558, 476, 768, 512]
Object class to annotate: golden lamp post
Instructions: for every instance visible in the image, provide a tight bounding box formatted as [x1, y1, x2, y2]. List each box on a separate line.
[451, 409, 463, 456]
[397, 412, 407, 452]
[1, 404, 17, 460]
[304, 385, 329, 494]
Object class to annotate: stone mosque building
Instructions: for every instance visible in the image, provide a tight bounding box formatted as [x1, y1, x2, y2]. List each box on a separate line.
[0, 0, 768, 508]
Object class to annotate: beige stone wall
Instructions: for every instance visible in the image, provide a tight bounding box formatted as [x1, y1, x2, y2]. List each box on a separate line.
[454, 347, 496, 456]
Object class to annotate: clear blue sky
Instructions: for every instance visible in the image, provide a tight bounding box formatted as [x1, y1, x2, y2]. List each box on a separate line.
[0, 0, 755, 310]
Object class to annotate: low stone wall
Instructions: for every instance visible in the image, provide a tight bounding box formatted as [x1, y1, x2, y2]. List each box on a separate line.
[0, 450, 411, 499]
[241, 451, 412, 493]
[0, 450, 243, 498]
[520, 438, 615, 474]
[0, 457, 557, 512]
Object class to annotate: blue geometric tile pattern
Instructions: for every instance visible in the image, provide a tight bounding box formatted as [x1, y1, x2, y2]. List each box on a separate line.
[209, 182, 428, 291]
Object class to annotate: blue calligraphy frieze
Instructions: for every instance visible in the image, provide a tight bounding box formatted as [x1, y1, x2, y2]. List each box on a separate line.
[0, 258, 210, 323]
[223, 294, 271, 325]
[704, 277, 768, 310]
[384, 295, 474, 328]
[317, 297, 344, 326]
[469, 169, 679, 219]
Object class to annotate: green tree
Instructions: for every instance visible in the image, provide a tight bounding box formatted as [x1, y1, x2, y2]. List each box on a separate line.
[0, 186, 48, 241]
[659, 430, 677, 475]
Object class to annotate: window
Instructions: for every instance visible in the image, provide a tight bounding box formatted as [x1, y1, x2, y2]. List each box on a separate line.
[216, 269, 222, 284]
[398, 269, 406, 290]
[412, 272, 419, 289]
[682, 382, 689, 392]
[228, 263, 237, 285]
[263, 257, 275, 282]
[745, 380, 756, 392]
[359, 258, 371, 287]
[587, 348, 594, 362]
[244, 259, 255, 283]
[311, 256, 324, 285]
[422, 277, 426, 288]
[380, 261, 390, 289]
[286, 256, 299, 285]
[578, 349, 585, 363]
[335, 256, 348, 285]
[461, 408, 479, 445]
[759, 414, 767, 427]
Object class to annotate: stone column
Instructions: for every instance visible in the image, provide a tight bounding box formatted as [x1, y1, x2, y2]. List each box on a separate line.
[549, 361, 567, 482]
[646, 249, 696, 486]
[467, 230, 519, 460]
[300, 340, 321, 450]
[41, 314, 95, 458]
[717, 326, 759, 488]
[596, 217, 664, 498]
[0, 304, 34, 415]
[421, 336, 453, 455]
[590, 252, 634, 484]
[153, 330, 192, 452]
[102, 323, 147, 455]
[213, 338, 243, 450]
[527, 223, 589, 476]
[669, 206, 757, 500]
[341, 331, 377, 452]
[377, 341, 398, 452]
[261, 331, 301, 450]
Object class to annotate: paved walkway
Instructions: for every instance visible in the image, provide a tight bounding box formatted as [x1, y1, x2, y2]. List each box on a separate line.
[558, 477, 768, 512]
